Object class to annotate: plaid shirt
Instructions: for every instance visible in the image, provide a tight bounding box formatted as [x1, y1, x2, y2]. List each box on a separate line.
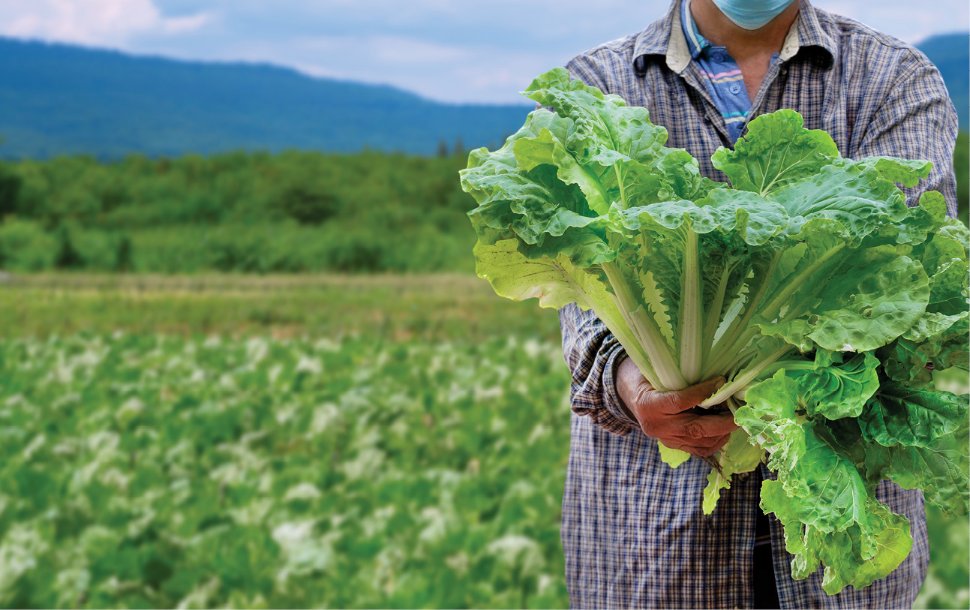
[559, 1, 958, 608]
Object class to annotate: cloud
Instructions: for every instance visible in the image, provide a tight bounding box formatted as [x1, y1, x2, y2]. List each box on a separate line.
[369, 36, 472, 64]
[160, 12, 211, 35]
[0, 0, 212, 46]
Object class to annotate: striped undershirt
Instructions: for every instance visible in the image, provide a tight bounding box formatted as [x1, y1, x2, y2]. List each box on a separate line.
[680, 0, 781, 142]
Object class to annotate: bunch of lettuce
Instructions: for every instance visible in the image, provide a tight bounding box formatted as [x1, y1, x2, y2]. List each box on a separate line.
[459, 68, 969, 595]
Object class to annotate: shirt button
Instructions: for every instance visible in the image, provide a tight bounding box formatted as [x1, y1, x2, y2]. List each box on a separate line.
[729, 83, 741, 94]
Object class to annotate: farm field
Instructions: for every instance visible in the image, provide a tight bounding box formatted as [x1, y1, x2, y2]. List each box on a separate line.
[0, 274, 966, 608]
[0, 273, 559, 341]
[0, 333, 571, 608]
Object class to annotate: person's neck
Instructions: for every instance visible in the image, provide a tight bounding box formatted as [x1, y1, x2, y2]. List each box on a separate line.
[688, 0, 800, 60]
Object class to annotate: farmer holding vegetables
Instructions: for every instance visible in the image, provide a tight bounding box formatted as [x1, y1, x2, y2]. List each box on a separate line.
[557, 0, 958, 607]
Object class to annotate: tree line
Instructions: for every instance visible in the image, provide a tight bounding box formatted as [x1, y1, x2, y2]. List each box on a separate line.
[0, 149, 474, 273]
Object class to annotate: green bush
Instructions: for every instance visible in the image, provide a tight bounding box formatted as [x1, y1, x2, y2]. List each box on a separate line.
[0, 150, 479, 273]
[0, 218, 56, 270]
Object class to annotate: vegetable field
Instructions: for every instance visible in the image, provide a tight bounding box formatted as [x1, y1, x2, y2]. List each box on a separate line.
[0, 275, 965, 608]
[0, 334, 571, 608]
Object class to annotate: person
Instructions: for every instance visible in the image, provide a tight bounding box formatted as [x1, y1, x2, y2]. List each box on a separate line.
[557, 0, 959, 607]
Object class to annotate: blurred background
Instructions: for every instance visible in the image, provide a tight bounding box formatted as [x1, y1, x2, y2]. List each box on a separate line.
[0, 1, 966, 607]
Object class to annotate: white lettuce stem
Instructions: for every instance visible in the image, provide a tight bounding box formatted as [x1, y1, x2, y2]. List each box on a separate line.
[613, 165, 628, 210]
[594, 301, 661, 389]
[702, 259, 737, 369]
[705, 251, 781, 376]
[679, 229, 704, 384]
[760, 359, 817, 376]
[603, 262, 687, 391]
[727, 346, 759, 377]
[699, 344, 793, 407]
[704, 244, 846, 379]
[708, 325, 765, 378]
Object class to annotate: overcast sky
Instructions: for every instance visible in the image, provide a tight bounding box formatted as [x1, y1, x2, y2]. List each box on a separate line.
[0, 0, 966, 104]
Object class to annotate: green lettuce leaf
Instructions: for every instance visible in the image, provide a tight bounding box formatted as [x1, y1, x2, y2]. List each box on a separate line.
[878, 204, 969, 387]
[859, 383, 970, 513]
[711, 109, 839, 196]
[702, 429, 764, 514]
[739, 370, 913, 594]
[762, 479, 913, 595]
[520, 68, 716, 209]
[657, 443, 692, 469]
[755, 244, 929, 353]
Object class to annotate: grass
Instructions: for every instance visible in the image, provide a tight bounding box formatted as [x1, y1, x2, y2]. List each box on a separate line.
[0, 272, 560, 342]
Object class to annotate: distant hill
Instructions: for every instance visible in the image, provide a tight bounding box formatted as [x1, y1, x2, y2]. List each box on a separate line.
[0, 37, 531, 159]
[917, 32, 969, 128]
[0, 33, 965, 160]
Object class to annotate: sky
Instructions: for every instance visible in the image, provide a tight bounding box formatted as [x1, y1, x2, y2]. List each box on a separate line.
[0, 0, 966, 104]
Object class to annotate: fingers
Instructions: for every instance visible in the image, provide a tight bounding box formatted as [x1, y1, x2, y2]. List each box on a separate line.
[662, 441, 720, 458]
[679, 431, 729, 449]
[655, 412, 735, 458]
[652, 415, 737, 455]
[616, 356, 653, 415]
[645, 410, 736, 444]
[627, 375, 735, 460]
[679, 412, 738, 439]
[666, 432, 732, 458]
[648, 377, 725, 413]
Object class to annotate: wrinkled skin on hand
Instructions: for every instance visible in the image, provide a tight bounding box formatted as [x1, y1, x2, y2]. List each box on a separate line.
[616, 356, 735, 457]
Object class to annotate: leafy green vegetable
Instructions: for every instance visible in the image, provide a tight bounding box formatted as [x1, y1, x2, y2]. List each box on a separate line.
[461, 69, 940, 402]
[737, 368, 923, 594]
[702, 429, 763, 514]
[0, 334, 575, 608]
[460, 67, 970, 595]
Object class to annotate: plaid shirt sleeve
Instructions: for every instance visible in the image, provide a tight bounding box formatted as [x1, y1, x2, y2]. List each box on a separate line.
[855, 48, 960, 216]
[559, 303, 640, 436]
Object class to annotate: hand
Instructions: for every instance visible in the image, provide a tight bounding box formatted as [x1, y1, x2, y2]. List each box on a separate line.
[615, 356, 736, 457]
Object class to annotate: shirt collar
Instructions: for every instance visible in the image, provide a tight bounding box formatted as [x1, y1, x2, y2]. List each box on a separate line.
[785, 0, 839, 67]
[633, 0, 838, 73]
[680, 0, 709, 59]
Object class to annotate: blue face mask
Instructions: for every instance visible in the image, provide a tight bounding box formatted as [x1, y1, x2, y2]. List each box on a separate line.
[711, 0, 796, 30]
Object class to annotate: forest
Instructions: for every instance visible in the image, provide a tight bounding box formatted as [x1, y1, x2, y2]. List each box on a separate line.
[0, 148, 472, 273]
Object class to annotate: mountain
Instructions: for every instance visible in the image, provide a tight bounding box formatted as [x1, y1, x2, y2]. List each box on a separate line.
[0, 37, 531, 159]
[0, 33, 965, 160]
[917, 32, 969, 128]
